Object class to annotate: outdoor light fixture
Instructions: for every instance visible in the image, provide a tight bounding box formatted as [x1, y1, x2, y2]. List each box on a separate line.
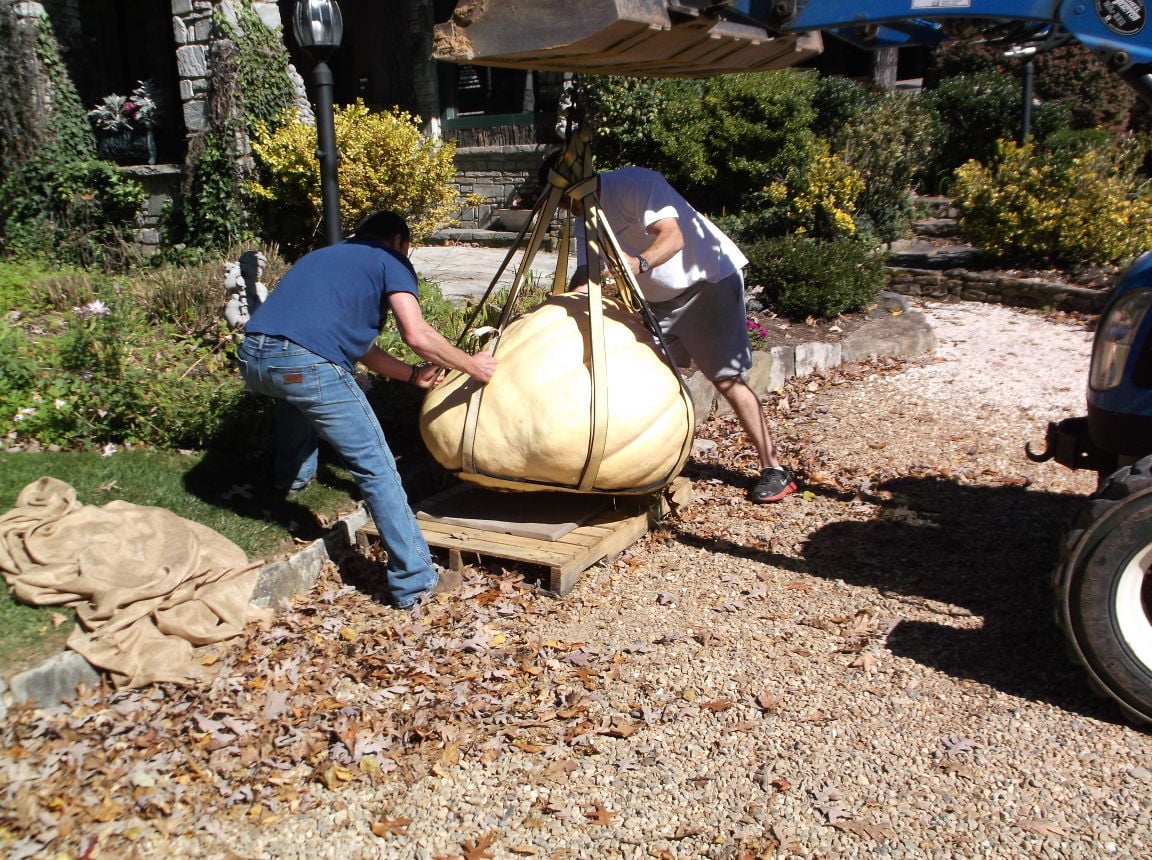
[1004, 44, 1038, 143]
[293, 0, 344, 245]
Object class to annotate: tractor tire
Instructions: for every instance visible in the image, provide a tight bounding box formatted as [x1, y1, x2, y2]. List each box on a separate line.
[1055, 455, 1152, 725]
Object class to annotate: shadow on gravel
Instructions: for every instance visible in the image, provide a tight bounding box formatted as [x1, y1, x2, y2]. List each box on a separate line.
[801, 477, 1125, 724]
[674, 476, 1126, 724]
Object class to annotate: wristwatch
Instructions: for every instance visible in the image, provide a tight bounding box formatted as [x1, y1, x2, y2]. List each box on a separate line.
[637, 255, 651, 273]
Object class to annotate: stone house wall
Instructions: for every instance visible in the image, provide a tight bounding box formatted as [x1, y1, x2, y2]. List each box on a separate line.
[450, 144, 552, 229]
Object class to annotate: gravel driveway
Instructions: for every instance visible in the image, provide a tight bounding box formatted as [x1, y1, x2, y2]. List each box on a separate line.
[4, 300, 1151, 860]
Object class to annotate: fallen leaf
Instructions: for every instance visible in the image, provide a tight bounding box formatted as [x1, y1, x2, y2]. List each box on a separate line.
[755, 690, 782, 713]
[460, 831, 498, 860]
[1017, 818, 1070, 838]
[700, 700, 734, 712]
[370, 816, 412, 838]
[585, 802, 617, 826]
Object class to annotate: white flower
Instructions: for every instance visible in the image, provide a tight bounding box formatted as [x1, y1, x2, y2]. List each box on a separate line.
[14, 407, 36, 422]
[101, 443, 118, 457]
[88, 80, 161, 132]
[73, 299, 111, 318]
[54, 399, 66, 410]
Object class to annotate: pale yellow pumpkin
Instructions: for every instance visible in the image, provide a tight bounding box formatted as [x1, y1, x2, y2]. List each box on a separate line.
[420, 293, 694, 494]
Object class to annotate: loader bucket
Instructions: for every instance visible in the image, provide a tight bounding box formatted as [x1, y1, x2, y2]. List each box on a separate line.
[433, 0, 822, 77]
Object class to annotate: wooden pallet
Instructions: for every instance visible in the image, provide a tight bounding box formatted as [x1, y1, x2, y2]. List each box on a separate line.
[356, 498, 652, 596]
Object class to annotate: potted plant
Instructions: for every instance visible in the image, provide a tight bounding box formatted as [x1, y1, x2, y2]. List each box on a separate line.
[491, 190, 538, 232]
[88, 80, 161, 165]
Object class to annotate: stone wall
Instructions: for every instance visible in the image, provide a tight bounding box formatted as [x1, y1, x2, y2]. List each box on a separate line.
[171, 0, 304, 135]
[450, 144, 551, 229]
[886, 266, 1109, 314]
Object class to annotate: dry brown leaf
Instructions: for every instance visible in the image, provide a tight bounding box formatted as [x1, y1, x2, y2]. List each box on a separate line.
[755, 690, 782, 713]
[370, 816, 412, 838]
[585, 801, 617, 826]
[1017, 818, 1070, 838]
[460, 830, 498, 859]
[700, 699, 735, 712]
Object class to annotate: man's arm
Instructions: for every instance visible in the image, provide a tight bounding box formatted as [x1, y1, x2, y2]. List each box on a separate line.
[624, 216, 683, 274]
[372, 291, 497, 384]
[570, 216, 686, 292]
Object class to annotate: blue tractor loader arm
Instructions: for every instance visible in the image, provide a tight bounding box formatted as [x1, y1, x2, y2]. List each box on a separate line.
[433, 0, 1152, 725]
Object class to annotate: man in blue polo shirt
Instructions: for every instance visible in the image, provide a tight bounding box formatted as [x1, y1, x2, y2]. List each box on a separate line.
[238, 212, 497, 609]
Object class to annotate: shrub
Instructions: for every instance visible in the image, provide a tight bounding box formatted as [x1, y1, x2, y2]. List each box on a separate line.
[951, 138, 1152, 266]
[0, 156, 145, 268]
[1034, 45, 1138, 132]
[920, 70, 1023, 184]
[763, 139, 862, 241]
[0, 254, 289, 450]
[744, 235, 886, 319]
[577, 70, 820, 228]
[251, 102, 465, 258]
[812, 77, 940, 242]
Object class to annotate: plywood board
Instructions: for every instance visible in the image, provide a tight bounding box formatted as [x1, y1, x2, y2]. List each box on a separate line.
[415, 484, 610, 541]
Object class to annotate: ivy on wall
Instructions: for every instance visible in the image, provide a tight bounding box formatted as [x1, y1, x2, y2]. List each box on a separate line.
[215, 1, 298, 136]
[0, 11, 142, 267]
[0, 4, 42, 178]
[166, 1, 298, 254]
[168, 0, 301, 255]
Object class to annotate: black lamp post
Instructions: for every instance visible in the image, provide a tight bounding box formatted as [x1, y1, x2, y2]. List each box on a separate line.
[1005, 45, 1037, 144]
[293, 0, 344, 246]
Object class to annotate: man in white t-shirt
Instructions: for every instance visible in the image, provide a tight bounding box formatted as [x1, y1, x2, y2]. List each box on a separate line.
[564, 165, 797, 503]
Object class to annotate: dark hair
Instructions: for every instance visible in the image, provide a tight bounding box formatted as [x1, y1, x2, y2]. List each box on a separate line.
[351, 211, 410, 242]
[537, 149, 563, 190]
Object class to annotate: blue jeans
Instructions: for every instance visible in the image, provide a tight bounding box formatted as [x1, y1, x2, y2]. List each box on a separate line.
[236, 334, 438, 608]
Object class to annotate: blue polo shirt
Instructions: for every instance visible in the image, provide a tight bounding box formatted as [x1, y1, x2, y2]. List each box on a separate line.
[246, 236, 419, 372]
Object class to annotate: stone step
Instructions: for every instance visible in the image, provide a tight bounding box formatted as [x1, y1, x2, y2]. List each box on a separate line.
[911, 194, 957, 219]
[886, 238, 991, 270]
[911, 217, 959, 238]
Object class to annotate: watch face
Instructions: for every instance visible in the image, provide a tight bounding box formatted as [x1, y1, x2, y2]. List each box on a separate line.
[639, 256, 650, 272]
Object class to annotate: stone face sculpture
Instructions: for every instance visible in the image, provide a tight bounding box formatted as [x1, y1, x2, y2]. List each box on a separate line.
[223, 251, 268, 329]
[420, 292, 694, 495]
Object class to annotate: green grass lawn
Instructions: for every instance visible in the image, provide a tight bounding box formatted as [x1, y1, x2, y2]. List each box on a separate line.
[0, 447, 364, 676]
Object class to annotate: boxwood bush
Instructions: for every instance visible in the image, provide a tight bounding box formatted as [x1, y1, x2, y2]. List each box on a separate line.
[744, 235, 886, 319]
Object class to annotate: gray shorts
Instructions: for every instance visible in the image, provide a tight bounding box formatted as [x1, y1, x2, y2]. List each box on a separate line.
[648, 270, 751, 383]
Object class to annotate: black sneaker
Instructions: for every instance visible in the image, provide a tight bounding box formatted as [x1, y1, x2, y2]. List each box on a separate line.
[750, 466, 797, 503]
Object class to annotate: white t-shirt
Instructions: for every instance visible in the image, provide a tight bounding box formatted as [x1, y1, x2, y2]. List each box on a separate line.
[575, 167, 748, 302]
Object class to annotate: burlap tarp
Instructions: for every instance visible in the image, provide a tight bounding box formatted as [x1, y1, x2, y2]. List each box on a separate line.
[0, 476, 272, 689]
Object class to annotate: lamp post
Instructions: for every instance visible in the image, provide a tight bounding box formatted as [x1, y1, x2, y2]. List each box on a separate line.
[1005, 45, 1038, 144]
[293, 0, 344, 246]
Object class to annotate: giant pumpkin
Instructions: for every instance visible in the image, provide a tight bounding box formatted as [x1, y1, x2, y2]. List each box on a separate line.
[419, 292, 694, 494]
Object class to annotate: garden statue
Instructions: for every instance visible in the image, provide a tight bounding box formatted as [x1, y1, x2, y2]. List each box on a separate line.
[223, 251, 268, 329]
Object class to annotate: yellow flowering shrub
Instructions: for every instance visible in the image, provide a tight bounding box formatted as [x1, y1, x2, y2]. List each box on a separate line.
[763, 140, 862, 240]
[251, 101, 464, 255]
[952, 138, 1152, 266]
